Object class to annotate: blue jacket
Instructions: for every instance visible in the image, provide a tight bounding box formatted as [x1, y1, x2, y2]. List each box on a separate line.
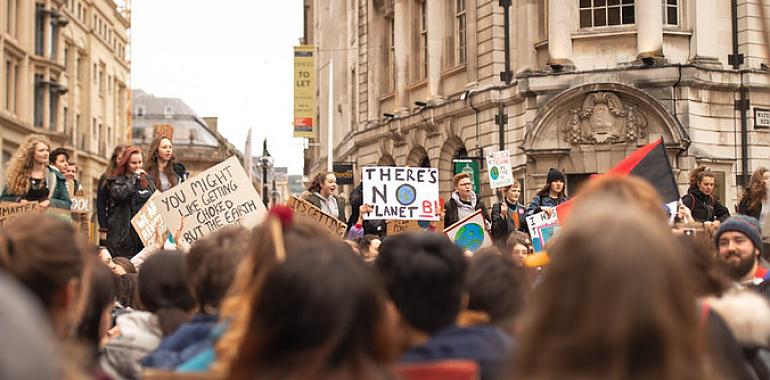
[141, 314, 218, 370]
[1, 165, 72, 209]
[400, 325, 513, 380]
[525, 194, 567, 218]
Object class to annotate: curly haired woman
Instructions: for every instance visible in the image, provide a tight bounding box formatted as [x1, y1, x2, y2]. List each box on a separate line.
[1, 134, 71, 209]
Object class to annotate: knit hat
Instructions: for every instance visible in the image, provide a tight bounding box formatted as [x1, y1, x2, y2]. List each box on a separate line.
[715, 215, 763, 253]
[547, 168, 565, 184]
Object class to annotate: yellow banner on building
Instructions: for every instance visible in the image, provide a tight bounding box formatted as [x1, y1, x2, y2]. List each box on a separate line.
[293, 45, 315, 138]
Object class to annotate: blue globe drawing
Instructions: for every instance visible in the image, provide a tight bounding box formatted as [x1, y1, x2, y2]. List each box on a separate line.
[490, 166, 500, 180]
[417, 220, 432, 229]
[454, 223, 484, 251]
[396, 184, 417, 206]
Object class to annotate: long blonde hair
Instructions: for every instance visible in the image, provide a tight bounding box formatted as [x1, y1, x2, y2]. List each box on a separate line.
[4, 134, 51, 195]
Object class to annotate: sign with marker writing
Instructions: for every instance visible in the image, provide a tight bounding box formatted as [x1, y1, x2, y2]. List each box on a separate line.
[152, 156, 267, 246]
[287, 196, 347, 238]
[486, 150, 513, 189]
[526, 210, 561, 252]
[386, 219, 444, 235]
[0, 202, 42, 227]
[362, 166, 440, 221]
[131, 191, 167, 247]
[70, 196, 92, 214]
[444, 209, 492, 252]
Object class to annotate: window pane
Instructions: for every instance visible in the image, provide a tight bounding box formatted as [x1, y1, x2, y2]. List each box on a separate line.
[622, 0, 634, 3]
[622, 5, 635, 23]
[667, 7, 677, 25]
[580, 0, 591, 7]
[608, 0, 620, 4]
[580, 9, 592, 27]
[667, 0, 677, 4]
[595, 0, 606, 6]
[594, 8, 607, 26]
[608, 7, 620, 25]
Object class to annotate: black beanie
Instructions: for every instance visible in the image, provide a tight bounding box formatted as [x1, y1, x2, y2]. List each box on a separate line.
[547, 168, 565, 183]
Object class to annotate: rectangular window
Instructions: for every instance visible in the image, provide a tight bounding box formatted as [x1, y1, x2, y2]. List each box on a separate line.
[386, 16, 395, 93]
[34, 75, 45, 127]
[50, 81, 59, 131]
[35, 4, 46, 56]
[579, 0, 635, 28]
[456, 0, 466, 65]
[76, 54, 82, 82]
[49, 15, 58, 59]
[663, 0, 679, 26]
[64, 44, 70, 71]
[418, 1, 427, 80]
[4, 60, 10, 111]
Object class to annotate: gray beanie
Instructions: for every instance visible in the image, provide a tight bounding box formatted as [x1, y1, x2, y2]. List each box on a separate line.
[714, 215, 763, 253]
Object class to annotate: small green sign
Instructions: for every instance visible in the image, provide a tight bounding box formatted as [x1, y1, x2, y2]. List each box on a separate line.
[453, 159, 481, 195]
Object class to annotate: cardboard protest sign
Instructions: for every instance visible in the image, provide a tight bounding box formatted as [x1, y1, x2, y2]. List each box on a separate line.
[526, 210, 561, 252]
[131, 191, 167, 247]
[362, 166, 440, 221]
[70, 196, 91, 214]
[152, 156, 267, 246]
[486, 150, 513, 189]
[287, 196, 347, 238]
[444, 209, 492, 252]
[386, 219, 444, 235]
[0, 202, 42, 227]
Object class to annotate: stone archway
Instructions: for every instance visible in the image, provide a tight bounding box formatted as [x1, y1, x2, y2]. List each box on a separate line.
[522, 82, 688, 197]
[406, 146, 430, 167]
[438, 136, 465, 198]
[377, 154, 396, 166]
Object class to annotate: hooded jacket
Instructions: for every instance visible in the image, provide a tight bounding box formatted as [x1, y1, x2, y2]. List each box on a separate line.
[682, 186, 730, 223]
[101, 311, 163, 380]
[444, 191, 489, 228]
[141, 314, 218, 370]
[491, 198, 527, 247]
[1, 165, 72, 209]
[306, 192, 346, 222]
[105, 173, 155, 258]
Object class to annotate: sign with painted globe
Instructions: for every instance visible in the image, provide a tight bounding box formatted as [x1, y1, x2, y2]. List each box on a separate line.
[444, 209, 492, 252]
[486, 150, 513, 189]
[363, 166, 440, 221]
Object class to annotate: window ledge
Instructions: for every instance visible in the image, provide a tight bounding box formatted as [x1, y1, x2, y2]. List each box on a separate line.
[407, 79, 427, 91]
[442, 64, 468, 77]
[569, 26, 692, 40]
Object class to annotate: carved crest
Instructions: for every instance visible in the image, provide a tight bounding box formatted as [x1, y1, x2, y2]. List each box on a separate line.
[561, 92, 648, 144]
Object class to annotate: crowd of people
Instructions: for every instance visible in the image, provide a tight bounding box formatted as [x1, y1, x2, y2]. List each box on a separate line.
[3, 133, 770, 380]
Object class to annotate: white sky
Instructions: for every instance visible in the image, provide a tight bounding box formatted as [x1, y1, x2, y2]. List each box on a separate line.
[130, 1, 306, 175]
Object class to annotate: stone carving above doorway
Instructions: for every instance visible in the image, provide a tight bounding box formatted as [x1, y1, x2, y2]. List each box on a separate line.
[561, 91, 648, 145]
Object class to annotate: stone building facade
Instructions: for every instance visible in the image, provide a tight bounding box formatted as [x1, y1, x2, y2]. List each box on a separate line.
[1, 0, 130, 200]
[305, 0, 770, 210]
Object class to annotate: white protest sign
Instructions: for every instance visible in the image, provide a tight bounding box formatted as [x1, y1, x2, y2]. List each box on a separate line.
[152, 156, 267, 246]
[131, 191, 167, 247]
[525, 210, 561, 252]
[70, 196, 92, 214]
[486, 150, 513, 189]
[444, 209, 492, 252]
[362, 166, 440, 221]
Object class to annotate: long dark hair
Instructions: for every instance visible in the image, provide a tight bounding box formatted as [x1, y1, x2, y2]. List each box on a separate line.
[138, 251, 195, 337]
[307, 171, 334, 193]
[76, 257, 116, 357]
[109, 146, 142, 179]
[228, 241, 394, 380]
[103, 144, 126, 178]
[536, 181, 566, 199]
[511, 200, 715, 380]
[145, 136, 179, 188]
[740, 167, 768, 213]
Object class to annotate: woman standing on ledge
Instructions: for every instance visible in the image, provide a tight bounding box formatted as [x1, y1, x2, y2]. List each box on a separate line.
[146, 135, 189, 192]
[1, 134, 71, 209]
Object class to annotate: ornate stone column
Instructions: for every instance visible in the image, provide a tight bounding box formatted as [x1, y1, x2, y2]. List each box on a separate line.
[637, 0, 664, 58]
[547, 0, 574, 68]
[394, 0, 409, 112]
[426, 0, 444, 101]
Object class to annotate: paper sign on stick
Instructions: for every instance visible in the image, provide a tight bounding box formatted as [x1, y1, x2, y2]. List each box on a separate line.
[443, 209, 492, 252]
[362, 166, 440, 221]
[526, 210, 561, 252]
[386, 219, 445, 236]
[287, 196, 347, 238]
[0, 202, 42, 227]
[486, 150, 513, 189]
[131, 191, 167, 247]
[152, 156, 267, 246]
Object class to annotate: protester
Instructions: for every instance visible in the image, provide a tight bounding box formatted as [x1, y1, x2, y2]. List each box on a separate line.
[97, 144, 126, 247]
[76, 258, 117, 367]
[146, 135, 189, 191]
[491, 181, 527, 248]
[306, 171, 347, 222]
[682, 166, 730, 224]
[506, 231, 533, 267]
[444, 172, 490, 228]
[66, 160, 84, 195]
[142, 226, 249, 370]
[356, 234, 381, 263]
[715, 215, 768, 287]
[347, 182, 386, 237]
[114, 273, 139, 319]
[183, 209, 337, 374]
[0, 271, 59, 380]
[510, 200, 716, 380]
[525, 168, 567, 219]
[0, 214, 91, 379]
[738, 167, 770, 240]
[105, 146, 155, 258]
[227, 240, 395, 380]
[113, 257, 137, 274]
[49, 147, 70, 174]
[101, 251, 195, 380]
[375, 232, 511, 380]
[461, 252, 528, 336]
[1, 134, 72, 209]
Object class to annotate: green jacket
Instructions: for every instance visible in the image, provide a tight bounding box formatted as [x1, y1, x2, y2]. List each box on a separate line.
[0, 165, 73, 209]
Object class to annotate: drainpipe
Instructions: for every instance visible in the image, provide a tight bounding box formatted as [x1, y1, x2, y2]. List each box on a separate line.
[730, 0, 749, 186]
[499, 0, 513, 84]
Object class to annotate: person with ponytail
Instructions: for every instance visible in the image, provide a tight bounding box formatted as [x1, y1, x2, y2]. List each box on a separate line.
[105, 146, 156, 258]
[681, 165, 730, 225]
[145, 135, 189, 192]
[1, 134, 72, 209]
[738, 167, 769, 225]
[97, 145, 126, 247]
[101, 251, 195, 380]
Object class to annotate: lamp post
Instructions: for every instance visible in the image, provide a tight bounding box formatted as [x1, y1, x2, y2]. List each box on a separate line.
[260, 139, 273, 208]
